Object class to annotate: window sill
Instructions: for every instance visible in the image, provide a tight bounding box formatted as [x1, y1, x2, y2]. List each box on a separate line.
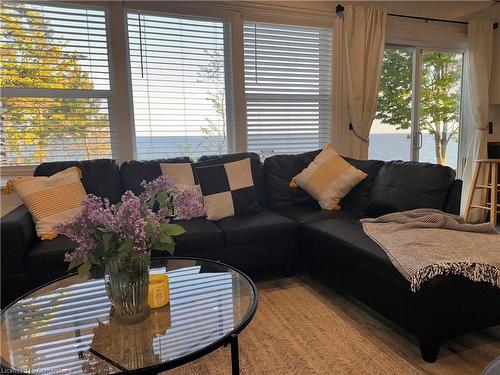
[0, 166, 35, 189]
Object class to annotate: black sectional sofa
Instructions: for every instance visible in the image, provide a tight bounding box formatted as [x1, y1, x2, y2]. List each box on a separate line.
[2, 150, 499, 362]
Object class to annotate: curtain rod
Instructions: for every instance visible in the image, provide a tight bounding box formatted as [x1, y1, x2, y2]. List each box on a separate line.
[335, 4, 498, 29]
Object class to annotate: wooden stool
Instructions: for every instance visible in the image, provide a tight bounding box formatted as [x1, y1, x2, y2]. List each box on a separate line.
[464, 159, 499, 225]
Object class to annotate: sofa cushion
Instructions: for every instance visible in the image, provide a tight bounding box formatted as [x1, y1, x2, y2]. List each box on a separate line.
[303, 217, 408, 289]
[341, 158, 384, 212]
[443, 179, 463, 215]
[304, 217, 500, 307]
[215, 208, 297, 246]
[25, 235, 76, 278]
[34, 159, 122, 204]
[120, 157, 192, 196]
[198, 152, 267, 207]
[366, 161, 456, 216]
[1, 205, 37, 275]
[26, 220, 223, 276]
[263, 149, 322, 208]
[275, 204, 365, 224]
[165, 218, 224, 254]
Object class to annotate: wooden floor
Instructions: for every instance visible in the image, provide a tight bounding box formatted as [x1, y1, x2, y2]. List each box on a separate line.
[255, 273, 500, 375]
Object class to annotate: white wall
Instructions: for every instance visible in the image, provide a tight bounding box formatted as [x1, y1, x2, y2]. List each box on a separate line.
[489, 29, 500, 143]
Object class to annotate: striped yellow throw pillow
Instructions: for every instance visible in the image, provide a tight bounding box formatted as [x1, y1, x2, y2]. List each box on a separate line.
[6, 167, 86, 240]
[290, 145, 367, 210]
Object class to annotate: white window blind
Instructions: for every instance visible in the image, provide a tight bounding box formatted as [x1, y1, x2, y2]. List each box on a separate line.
[127, 11, 232, 160]
[244, 22, 332, 156]
[0, 3, 114, 167]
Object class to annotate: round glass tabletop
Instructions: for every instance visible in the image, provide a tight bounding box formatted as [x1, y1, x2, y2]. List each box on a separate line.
[1, 257, 257, 374]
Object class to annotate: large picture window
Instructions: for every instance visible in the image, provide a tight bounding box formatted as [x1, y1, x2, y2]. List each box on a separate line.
[0, 3, 113, 167]
[127, 11, 232, 160]
[244, 21, 332, 156]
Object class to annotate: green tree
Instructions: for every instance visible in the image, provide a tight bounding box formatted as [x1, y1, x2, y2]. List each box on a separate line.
[420, 52, 462, 165]
[0, 3, 110, 165]
[376, 49, 462, 165]
[376, 49, 413, 131]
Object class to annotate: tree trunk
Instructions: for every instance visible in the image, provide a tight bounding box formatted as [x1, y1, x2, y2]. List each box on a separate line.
[83, 136, 91, 160]
[434, 132, 448, 166]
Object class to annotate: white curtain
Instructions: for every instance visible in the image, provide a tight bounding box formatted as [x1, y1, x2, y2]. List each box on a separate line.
[460, 20, 493, 220]
[336, 5, 387, 159]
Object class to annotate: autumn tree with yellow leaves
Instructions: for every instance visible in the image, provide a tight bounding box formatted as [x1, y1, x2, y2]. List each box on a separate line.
[0, 3, 111, 166]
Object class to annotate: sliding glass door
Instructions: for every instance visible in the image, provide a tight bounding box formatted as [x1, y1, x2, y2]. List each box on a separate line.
[370, 47, 414, 162]
[418, 50, 462, 167]
[369, 46, 463, 169]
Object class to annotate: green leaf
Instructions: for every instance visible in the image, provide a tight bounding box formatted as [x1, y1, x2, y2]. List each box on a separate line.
[156, 191, 171, 202]
[153, 240, 175, 255]
[102, 231, 113, 255]
[68, 258, 84, 271]
[89, 252, 102, 266]
[156, 191, 173, 209]
[97, 227, 112, 234]
[78, 261, 91, 277]
[159, 231, 174, 244]
[117, 241, 133, 255]
[144, 219, 155, 238]
[160, 223, 185, 237]
[94, 244, 105, 260]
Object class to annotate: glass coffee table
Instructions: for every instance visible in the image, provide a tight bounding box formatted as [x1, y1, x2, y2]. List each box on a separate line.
[1, 257, 257, 374]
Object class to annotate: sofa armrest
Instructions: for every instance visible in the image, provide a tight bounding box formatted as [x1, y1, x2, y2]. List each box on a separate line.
[1, 205, 38, 274]
[443, 179, 462, 215]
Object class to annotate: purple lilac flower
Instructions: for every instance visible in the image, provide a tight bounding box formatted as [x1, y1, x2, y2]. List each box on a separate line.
[155, 207, 171, 223]
[173, 187, 206, 220]
[139, 175, 175, 204]
[58, 175, 197, 266]
[56, 194, 117, 263]
[114, 191, 149, 253]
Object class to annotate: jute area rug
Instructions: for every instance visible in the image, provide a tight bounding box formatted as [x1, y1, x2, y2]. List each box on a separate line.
[168, 278, 423, 375]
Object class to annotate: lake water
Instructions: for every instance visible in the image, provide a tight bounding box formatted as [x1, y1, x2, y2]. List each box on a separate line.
[369, 133, 458, 169]
[136, 133, 459, 169]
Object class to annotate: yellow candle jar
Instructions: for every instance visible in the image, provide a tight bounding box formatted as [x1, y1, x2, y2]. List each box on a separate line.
[148, 274, 170, 308]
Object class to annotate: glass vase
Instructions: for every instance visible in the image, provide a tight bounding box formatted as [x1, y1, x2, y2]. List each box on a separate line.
[104, 256, 150, 325]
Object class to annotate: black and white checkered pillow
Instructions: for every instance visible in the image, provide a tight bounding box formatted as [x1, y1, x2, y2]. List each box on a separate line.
[160, 163, 197, 185]
[194, 158, 260, 221]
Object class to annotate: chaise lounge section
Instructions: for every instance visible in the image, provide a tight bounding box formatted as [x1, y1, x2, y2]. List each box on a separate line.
[2, 150, 499, 362]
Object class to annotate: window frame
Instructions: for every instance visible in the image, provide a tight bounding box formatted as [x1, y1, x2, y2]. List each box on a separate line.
[242, 20, 333, 157]
[123, 8, 237, 160]
[0, 1, 116, 175]
[372, 43, 465, 170]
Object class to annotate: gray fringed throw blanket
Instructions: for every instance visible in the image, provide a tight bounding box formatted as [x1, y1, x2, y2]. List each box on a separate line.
[360, 209, 500, 292]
